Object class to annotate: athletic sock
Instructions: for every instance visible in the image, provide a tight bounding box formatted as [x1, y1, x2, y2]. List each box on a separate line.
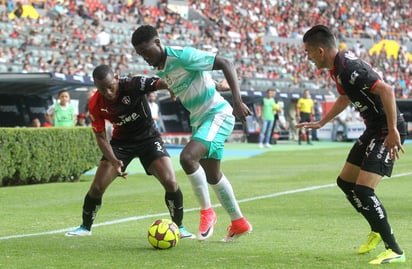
[165, 187, 184, 227]
[336, 177, 363, 213]
[354, 184, 403, 254]
[187, 166, 211, 210]
[211, 174, 242, 220]
[82, 193, 102, 231]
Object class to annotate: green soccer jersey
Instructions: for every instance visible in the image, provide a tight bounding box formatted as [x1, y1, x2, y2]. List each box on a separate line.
[54, 103, 75, 127]
[262, 97, 275, 120]
[155, 46, 232, 127]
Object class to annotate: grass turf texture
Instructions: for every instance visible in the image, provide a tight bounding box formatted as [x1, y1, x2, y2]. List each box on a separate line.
[1, 141, 411, 269]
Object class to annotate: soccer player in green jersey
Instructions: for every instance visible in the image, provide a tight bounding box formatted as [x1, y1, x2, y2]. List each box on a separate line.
[132, 25, 253, 242]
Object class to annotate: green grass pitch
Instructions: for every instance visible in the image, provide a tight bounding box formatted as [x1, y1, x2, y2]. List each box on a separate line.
[1, 141, 411, 269]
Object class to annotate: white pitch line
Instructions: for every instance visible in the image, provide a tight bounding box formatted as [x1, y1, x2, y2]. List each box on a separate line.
[1, 171, 411, 241]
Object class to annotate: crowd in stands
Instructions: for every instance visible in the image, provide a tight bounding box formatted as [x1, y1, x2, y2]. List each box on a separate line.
[1, 0, 412, 99]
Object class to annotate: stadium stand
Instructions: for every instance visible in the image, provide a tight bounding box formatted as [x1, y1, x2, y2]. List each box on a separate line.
[0, 0, 412, 135]
[0, 0, 411, 98]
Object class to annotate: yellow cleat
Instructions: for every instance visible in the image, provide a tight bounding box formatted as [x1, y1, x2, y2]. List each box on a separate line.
[358, 231, 382, 254]
[369, 249, 405, 264]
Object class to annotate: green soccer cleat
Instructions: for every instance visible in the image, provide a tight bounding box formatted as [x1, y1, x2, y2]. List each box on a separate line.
[358, 231, 382, 254]
[369, 249, 405, 264]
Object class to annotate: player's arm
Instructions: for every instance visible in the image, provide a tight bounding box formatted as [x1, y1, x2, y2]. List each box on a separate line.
[318, 95, 350, 126]
[94, 131, 127, 178]
[89, 97, 127, 177]
[156, 78, 176, 101]
[297, 95, 350, 129]
[213, 55, 251, 122]
[372, 80, 404, 158]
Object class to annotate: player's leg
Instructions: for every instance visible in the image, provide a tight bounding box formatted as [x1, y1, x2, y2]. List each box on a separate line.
[201, 157, 252, 242]
[355, 172, 404, 263]
[265, 120, 274, 147]
[180, 140, 215, 240]
[338, 162, 361, 212]
[66, 143, 133, 237]
[180, 139, 211, 209]
[356, 135, 405, 263]
[142, 139, 195, 239]
[259, 120, 268, 147]
[337, 139, 383, 253]
[354, 139, 404, 263]
[200, 158, 252, 242]
[198, 112, 251, 241]
[65, 160, 118, 236]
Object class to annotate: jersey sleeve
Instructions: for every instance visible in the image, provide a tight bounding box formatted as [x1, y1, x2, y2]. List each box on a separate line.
[88, 93, 106, 133]
[180, 46, 216, 71]
[343, 56, 380, 93]
[127, 76, 161, 93]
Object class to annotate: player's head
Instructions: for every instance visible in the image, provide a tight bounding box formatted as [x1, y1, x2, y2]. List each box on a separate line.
[266, 89, 275, 98]
[92, 64, 119, 101]
[131, 25, 165, 68]
[303, 25, 337, 69]
[303, 89, 311, 98]
[57, 89, 70, 105]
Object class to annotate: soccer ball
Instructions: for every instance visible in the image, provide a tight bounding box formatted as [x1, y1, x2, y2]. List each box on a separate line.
[147, 219, 180, 249]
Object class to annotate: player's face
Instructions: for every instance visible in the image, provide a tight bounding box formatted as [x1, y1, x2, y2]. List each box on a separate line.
[94, 73, 119, 101]
[58, 92, 70, 105]
[133, 38, 164, 68]
[304, 43, 326, 69]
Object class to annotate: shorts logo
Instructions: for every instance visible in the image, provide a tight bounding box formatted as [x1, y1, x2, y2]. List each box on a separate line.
[122, 96, 131, 105]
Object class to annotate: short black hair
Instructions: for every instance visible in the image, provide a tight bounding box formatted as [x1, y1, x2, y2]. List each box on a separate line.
[57, 89, 69, 97]
[92, 64, 112, 81]
[303, 25, 336, 49]
[131, 25, 158, 46]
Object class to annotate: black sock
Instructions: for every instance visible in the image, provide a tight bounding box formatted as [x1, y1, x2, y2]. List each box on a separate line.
[336, 177, 363, 213]
[82, 193, 102, 231]
[354, 185, 403, 254]
[165, 187, 184, 227]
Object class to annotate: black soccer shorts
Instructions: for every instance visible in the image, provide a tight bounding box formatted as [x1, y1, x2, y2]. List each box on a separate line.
[346, 121, 407, 177]
[102, 137, 170, 175]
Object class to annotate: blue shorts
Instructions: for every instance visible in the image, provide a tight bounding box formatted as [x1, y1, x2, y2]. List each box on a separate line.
[191, 112, 235, 160]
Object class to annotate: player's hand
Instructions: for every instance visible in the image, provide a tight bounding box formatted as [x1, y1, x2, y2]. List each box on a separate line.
[295, 121, 322, 129]
[118, 171, 128, 179]
[384, 129, 405, 160]
[233, 102, 252, 123]
[113, 160, 128, 179]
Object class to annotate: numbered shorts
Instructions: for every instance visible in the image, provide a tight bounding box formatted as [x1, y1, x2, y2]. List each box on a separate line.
[102, 137, 169, 175]
[346, 121, 407, 177]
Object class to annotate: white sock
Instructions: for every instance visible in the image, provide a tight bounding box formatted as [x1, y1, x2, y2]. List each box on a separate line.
[187, 166, 211, 210]
[211, 174, 243, 220]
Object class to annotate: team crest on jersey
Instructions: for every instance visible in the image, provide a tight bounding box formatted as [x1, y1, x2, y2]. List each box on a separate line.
[122, 96, 131, 105]
[349, 70, 359, 85]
